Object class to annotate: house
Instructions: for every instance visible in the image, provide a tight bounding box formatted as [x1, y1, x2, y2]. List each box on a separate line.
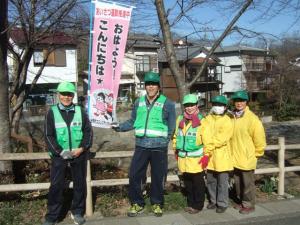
[117, 34, 160, 102]
[8, 29, 78, 115]
[213, 45, 275, 101]
[158, 45, 223, 105]
[290, 54, 300, 67]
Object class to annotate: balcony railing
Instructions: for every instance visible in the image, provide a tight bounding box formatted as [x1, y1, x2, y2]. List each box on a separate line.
[187, 74, 221, 83]
[245, 63, 266, 71]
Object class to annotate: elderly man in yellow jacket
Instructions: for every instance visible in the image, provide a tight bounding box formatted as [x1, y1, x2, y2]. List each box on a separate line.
[230, 90, 266, 214]
[173, 94, 209, 214]
[202, 95, 233, 213]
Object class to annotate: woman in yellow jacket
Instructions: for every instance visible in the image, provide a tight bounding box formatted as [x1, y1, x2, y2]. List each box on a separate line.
[230, 90, 266, 214]
[173, 94, 209, 214]
[202, 95, 233, 213]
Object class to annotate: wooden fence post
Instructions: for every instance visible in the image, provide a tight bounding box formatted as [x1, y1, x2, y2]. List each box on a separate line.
[85, 159, 93, 216]
[278, 137, 285, 196]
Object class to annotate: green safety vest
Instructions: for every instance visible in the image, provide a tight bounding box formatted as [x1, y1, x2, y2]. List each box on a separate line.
[176, 114, 204, 158]
[134, 95, 168, 138]
[51, 105, 83, 153]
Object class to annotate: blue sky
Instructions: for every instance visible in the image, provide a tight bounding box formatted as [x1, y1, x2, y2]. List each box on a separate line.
[162, 0, 300, 45]
[89, 0, 300, 46]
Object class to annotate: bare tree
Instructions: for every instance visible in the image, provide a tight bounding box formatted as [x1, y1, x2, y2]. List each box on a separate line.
[154, 0, 253, 102]
[0, 0, 12, 173]
[7, 0, 87, 134]
[268, 36, 300, 119]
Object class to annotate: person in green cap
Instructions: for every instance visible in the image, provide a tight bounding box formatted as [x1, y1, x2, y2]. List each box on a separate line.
[172, 94, 208, 214]
[111, 71, 176, 217]
[202, 95, 233, 213]
[229, 90, 266, 214]
[43, 82, 93, 225]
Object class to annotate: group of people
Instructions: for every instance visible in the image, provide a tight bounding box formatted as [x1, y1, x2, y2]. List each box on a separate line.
[173, 91, 266, 216]
[42, 71, 266, 225]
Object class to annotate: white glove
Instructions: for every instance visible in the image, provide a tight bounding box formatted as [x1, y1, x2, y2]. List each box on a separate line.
[60, 150, 73, 160]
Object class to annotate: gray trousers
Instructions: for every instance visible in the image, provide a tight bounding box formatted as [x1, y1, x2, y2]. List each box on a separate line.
[233, 168, 255, 208]
[207, 170, 229, 208]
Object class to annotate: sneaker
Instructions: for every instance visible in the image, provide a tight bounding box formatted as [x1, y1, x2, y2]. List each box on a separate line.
[71, 214, 85, 225]
[232, 203, 243, 210]
[206, 202, 216, 210]
[127, 203, 144, 217]
[239, 206, 255, 214]
[216, 206, 227, 213]
[42, 220, 56, 225]
[186, 207, 200, 214]
[184, 207, 193, 212]
[152, 204, 163, 217]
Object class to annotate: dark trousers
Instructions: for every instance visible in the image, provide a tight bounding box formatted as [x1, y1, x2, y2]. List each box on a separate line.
[128, 146, 168, 207]
[233, 168, 255, 208]
[183, 171, 206, 210]
[45, 153, 87, 222]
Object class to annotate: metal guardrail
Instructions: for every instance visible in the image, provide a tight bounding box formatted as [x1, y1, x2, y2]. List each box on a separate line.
[0, 137, 300, 216]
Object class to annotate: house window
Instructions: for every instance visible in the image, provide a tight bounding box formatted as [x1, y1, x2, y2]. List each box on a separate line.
[230, 65, 242, 71]
[136, 55, 150, 73]
[33, 51, 44, 65]
[33, 49, 66, 67]
[224, 66, 231, 73]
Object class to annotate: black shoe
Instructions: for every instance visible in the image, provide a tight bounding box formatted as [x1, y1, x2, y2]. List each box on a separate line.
[207, 203, 216, 209]
[216, 206, 227, 213]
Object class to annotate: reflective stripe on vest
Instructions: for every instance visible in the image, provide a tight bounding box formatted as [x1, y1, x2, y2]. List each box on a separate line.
[51, 105, 83, 152]
[134, 95, 168, 138]
[178, 148, 204, 158]
[176, 114, 203, 157]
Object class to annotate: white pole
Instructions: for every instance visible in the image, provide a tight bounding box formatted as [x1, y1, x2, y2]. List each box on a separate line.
[278, 137, 285, 196]
[85, 159, 93, 216]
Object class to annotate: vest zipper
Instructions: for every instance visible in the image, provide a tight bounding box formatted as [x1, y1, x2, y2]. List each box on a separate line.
[144, 97, 159, 137]
[66, 110, 72, 151]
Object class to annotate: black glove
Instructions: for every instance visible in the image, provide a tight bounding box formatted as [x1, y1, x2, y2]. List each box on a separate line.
[111, 122, 120, 132]
[60, 150, 73, 160]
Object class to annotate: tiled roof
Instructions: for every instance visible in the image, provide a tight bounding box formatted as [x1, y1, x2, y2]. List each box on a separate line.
[158, 45, 220, 64]
[214, 45, 267, 53]
[9, 28, 77, 46]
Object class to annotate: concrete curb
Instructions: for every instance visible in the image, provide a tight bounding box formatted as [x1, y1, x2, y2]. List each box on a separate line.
[59, 198, 300, 225]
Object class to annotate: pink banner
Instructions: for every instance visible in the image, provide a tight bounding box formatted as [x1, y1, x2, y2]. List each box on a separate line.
[88, 1, 132, 128]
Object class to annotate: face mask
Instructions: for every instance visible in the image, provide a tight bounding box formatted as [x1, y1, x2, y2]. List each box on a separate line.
[211, 106, 225, 115]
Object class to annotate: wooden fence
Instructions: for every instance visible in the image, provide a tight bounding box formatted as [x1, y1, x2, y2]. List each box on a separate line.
[0, 137, 300, 217]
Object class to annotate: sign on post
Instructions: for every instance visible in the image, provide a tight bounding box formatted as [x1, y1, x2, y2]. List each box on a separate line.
[88, 0, 133, 128]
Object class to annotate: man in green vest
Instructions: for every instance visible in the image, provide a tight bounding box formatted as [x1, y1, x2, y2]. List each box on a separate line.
[112, 71, 176, 217]
[42, 82, 93, 225]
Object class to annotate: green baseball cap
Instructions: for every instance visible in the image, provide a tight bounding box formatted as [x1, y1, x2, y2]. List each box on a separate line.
[57, 82, 76, 93]
[183, 94, 198, 105]
[211, 95, 228, 105]
[231, 90, 249, 101]
[144, 71, 160, 83]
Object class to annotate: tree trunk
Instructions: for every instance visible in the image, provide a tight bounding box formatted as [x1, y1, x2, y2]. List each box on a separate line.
[0, 0, 12, 172]
[155, 0, 189, 104]
[11, 107, 23, 135]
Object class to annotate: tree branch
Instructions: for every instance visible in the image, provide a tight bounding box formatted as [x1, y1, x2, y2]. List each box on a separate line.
[187, 0, 253, 88]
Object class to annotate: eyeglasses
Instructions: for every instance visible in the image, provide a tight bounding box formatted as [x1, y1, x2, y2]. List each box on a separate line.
[59, 92, 74, 97]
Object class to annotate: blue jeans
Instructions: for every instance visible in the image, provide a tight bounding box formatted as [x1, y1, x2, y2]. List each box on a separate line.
[128, 146, 168, 207]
